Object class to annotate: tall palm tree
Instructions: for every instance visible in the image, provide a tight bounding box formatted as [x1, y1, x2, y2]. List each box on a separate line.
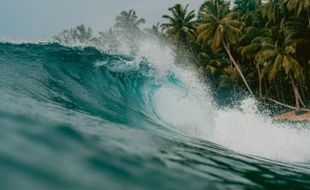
[239, 26, 266, 97]
[197, 0, 254, 96]
[161, 4, 196, 47]
[254, 23, 305, 110]
[114, 9, 145, 33]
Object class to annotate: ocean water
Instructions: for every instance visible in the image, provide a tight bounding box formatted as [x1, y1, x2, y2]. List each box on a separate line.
[0, 41, 309, 190]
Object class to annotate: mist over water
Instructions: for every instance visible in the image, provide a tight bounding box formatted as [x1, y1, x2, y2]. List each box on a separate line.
[0, 38, 309, 190]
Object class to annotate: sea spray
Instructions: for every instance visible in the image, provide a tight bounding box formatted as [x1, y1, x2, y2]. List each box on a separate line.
[0, 41, 309, 190]
[126, 38, 310, 163]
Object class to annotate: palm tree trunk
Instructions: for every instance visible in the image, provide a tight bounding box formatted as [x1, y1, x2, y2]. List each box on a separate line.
[296, 86, 306, 107]
[221, 39, 254, 97]
[280, 75, 285, 103]
[264, 78, 268, 98]
[307, 9, 310, 29]
[293, 83, 301, 111]
[257, 66, 262, 98]
[290, 75, 305, 111]
[300, 78, 308, 106]
[266, 97, 310, 112]
[275, 80, 281, 102]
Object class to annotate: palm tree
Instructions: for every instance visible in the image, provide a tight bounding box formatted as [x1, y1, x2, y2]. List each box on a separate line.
[96, 29, 120, 52]
[239, 26, 266, 97]
[234, 0, 262, 26]
[254, 23, 305, 110]
[53, 24, 93, 44]
[198, 0, 229, 19]
[114, 9, 145, 34]
[283, 0, 310, 29]
[283, 0, 310, 16]
[197, 0, 254, 96]
[145, 23, 161, 36]
[161, 4, 196, 48]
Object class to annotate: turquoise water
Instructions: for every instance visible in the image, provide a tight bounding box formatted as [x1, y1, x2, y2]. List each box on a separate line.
[0, 42, 309, 190]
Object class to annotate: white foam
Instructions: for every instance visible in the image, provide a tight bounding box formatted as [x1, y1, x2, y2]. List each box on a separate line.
[7, 33, 309, 163]
[135, 37, 310, 163]
[153, 85, 215, 138]
[153, 81, 310, 162]
[212, 99, 310, 162]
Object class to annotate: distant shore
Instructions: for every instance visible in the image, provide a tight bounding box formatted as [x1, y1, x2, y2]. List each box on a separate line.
[274, 111, 310, 122]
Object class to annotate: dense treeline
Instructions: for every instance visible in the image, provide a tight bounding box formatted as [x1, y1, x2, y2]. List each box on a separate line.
[54, 0, 309, 111]
[161, 0, 310, 111]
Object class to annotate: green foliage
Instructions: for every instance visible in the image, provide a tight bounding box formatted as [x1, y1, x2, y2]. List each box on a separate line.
[284, 0, 310, 16]
[161, 4, 196, 47]
[161, 0, 310, 110]
[53, 2, 310, 110]
[234, 0, 259, 15]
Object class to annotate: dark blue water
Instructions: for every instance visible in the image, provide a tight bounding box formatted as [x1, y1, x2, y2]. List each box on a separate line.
[0, 42, 309, 190]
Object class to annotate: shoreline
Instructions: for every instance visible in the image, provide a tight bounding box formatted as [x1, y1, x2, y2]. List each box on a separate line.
[273, 111, 310, 122]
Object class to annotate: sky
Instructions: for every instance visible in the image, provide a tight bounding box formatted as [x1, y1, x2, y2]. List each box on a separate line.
[0, 0, 205, 41]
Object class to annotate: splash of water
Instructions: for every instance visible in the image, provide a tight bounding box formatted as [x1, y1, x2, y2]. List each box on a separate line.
[128, 37, 310, 163]
[0, 38, 310, 190]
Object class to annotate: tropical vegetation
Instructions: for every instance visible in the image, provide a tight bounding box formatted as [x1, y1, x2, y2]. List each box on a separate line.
[54, 1, 310, 112]
[161, 0, 310, 112]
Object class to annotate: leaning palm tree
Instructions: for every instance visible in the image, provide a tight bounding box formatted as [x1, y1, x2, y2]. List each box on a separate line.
[161, 4, 196, 47]
[197, 0, 254, 96]
[114, 9, 145, 34]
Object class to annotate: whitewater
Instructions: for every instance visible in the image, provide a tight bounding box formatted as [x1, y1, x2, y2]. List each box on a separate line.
[0, 39, 309, 190]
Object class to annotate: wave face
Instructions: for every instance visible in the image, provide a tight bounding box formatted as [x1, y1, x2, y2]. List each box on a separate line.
[0, 42, 310, 190]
